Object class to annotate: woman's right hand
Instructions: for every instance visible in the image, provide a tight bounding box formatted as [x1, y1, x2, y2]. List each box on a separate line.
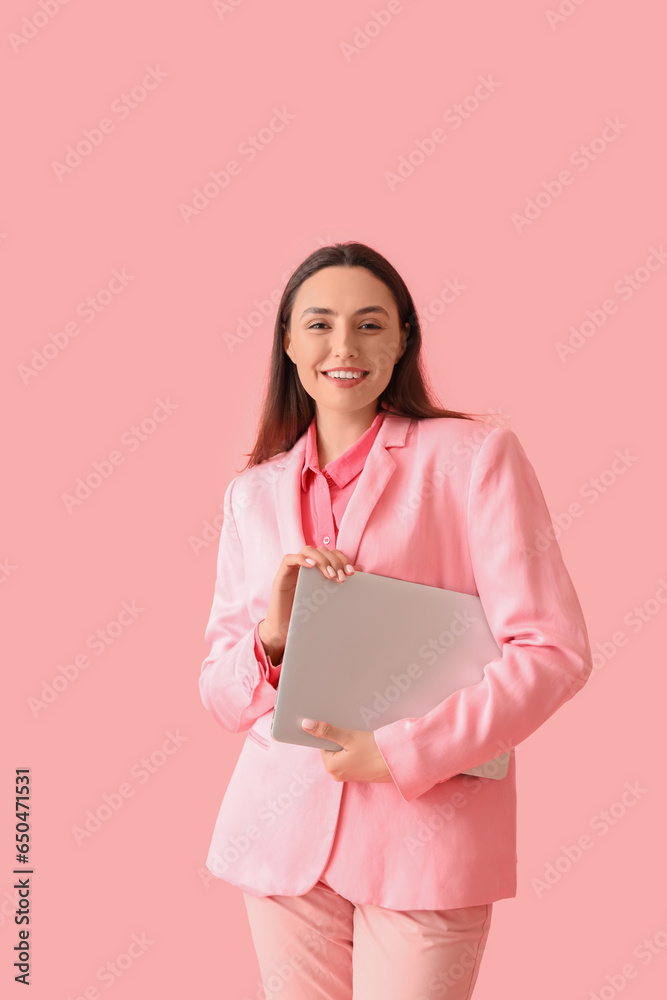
[257, 546, 359, 664]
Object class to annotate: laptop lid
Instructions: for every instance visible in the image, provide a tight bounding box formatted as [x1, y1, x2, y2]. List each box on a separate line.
[270, 567, 510, 780]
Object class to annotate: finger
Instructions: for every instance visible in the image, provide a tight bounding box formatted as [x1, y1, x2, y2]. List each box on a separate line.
[330, 549, 357, 576]
[282, 548, 322, 571]
[302, 547, 349, 583]
[299, 547, 338, 581]
[302, 718, 347, 747]
[319, 547, 358, 582]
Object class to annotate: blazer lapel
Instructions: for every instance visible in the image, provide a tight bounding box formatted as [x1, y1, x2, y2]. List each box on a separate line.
[274, 413, 412, 566]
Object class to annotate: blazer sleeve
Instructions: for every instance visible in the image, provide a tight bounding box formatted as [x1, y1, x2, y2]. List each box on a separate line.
[372, 425, 593, 803]
[253, 622, 283, 689]
[198, 475, 281, 732]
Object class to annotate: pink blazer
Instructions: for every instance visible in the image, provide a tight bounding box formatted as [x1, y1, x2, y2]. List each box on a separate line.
[199, 412, 592, 909]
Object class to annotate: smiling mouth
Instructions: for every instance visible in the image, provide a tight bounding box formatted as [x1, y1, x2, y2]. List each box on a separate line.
[321, 370, 369, 381]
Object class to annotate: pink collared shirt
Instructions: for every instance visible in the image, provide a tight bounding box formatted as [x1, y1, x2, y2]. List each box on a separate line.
[253, 410, 385, 685]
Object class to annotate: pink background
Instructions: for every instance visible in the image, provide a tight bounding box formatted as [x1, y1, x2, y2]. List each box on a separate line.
[2, 1, 666, 997]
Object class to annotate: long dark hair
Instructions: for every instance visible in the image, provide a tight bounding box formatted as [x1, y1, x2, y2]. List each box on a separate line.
[241, 241, 484, 469]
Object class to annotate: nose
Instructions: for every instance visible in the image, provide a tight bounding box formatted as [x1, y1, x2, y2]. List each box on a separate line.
[330, 326, 359, 358]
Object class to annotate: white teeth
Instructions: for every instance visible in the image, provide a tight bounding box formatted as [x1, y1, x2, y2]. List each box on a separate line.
[324, 370, 367, 379]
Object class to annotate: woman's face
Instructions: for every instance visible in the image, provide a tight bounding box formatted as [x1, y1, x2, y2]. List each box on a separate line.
[283, 266, 408, 420]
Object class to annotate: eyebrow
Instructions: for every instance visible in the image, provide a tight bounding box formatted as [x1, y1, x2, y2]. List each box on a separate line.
[299, 305, 390, 320]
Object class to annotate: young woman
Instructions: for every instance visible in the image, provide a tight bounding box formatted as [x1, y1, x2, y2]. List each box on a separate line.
[199, 241, 592, 999]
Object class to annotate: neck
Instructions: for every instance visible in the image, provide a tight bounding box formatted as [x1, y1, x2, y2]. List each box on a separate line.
[315, 403, 380, 467]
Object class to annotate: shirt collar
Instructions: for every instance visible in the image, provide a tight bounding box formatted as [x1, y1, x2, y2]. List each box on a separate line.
[301, 410, 386, 490]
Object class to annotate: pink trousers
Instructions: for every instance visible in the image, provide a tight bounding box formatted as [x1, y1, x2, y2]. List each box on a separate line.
[242, 875, 492, 1000]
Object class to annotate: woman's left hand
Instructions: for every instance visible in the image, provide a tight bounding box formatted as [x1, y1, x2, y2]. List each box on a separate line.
[301, 719, 395, 783]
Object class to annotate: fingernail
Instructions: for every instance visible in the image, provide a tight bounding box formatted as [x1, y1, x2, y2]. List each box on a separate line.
[305, 558, 315, 565]
[327, 566, 336, 578]
[301, 718, 316, 729]
[345, 564, 354, 574]
[337, 569, 345, 581]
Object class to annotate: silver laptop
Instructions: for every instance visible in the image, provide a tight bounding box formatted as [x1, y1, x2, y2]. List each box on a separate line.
[270, 567, 510, 780]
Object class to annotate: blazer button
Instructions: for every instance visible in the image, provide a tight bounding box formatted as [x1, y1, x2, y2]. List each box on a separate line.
[323, 535, 330, 544]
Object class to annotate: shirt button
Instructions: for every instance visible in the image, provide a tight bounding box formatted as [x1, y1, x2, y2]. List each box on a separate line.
[323, 536, 330, 544]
